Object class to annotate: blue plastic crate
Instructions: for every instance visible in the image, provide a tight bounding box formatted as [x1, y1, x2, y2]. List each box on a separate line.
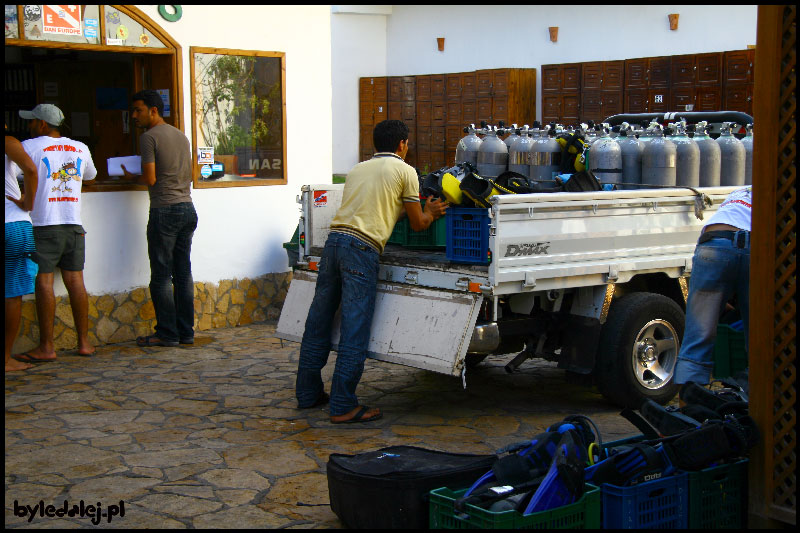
[602, 472, 689, 529]
[446, 207, 491, 264]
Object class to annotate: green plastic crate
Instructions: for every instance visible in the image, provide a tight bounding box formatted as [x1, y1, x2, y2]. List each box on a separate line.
[713, 324, 748, 378]
[428, 484, 601, 529]
[407, 215, 447, 248]
[687, 459, 748, 529]
[387, 218, 409, 246]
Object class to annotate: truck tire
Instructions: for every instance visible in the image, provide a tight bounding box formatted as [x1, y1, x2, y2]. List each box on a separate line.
[595, 292, 683, 408]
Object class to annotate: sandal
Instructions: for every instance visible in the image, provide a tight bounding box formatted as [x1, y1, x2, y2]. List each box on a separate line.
[136, 335, 178, 347]
[330, 405, 382, 424]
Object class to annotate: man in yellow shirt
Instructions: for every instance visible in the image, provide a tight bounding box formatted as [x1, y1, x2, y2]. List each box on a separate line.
[296, 120, 447, 423]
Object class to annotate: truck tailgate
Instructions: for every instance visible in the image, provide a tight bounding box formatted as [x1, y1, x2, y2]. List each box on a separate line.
[276, 269, 484, 376]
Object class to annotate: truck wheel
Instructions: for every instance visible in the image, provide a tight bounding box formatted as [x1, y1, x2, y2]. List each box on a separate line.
[595, 292, 683, 408]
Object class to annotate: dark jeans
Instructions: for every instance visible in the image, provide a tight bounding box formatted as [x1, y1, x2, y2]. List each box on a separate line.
[296, 232, 380, 415]
[147, 202, 198, 343]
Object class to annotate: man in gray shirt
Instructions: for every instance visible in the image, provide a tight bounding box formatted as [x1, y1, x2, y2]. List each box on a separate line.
[123, 90, 197, 347]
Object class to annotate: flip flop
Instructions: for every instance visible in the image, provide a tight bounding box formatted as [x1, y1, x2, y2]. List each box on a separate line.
[13, 353, 56, 364]
[136, 335, 179, 347]
[330, 406, 382, 424]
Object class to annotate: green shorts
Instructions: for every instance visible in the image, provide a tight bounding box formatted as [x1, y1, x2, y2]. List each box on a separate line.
[32, 224, 86, 273]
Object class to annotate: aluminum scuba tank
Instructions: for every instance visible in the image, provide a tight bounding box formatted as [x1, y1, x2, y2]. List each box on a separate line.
[508, 125, 533, 178]
[741, 123, 753, 185]
[529, 124, 562, 182]
[694, 121, 721, 187]
[671, 120, 700, 187]
[642, 124, 677, 187]
[503, 123, 520, 149]
[588, 127, 623, 186]
[716, 122, 746, 186]
[476, 124, 509, 179]
[455, 124, 483, 167]
[617, 123, 643, 190]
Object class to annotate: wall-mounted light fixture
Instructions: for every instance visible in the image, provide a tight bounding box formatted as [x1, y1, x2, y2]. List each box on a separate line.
[668, 13, 679, 31]
[549, 26, 558, 43]
[437, 37, 445, 52]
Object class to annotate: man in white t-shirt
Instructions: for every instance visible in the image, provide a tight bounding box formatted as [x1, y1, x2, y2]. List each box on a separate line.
[14, 104, 97, 363]
[674, 186, 752, 386]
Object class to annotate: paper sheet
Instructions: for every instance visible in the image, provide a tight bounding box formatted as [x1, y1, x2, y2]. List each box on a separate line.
[107, 155, 141, 177]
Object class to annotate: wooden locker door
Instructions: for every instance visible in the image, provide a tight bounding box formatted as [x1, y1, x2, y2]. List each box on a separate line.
[477, 98, 492, 125]
[562, 94, 580, 124]
[388, 76, 404, 101]
[542, 65, 560, 91]
[445, 73, 461, 100]
[461, 72, 476, 100]
[430, 75, 445, 100]
[416, 75, 431, 101]
[445, 100, 461, 125]
[476, 70, 493, 97]
[416, 101, 432, 127]
[671, 54, 697, 85]
[582, 62, 603, 90]
[695, 86, 721, 111]
[601, 90, 623, 120]
[431, 102, 446, 126]
[542, 94, 561, 123]
[373, 77, 387, 101]
[581, 91, 603, 123]
[723, 83, 752, 114]
[359, 100, 374, 126]
[445, 125, 463, 154]
[417, 150, 432, 173]
[648, 57, 671, 87]
[648, 89, 671, 113]
[388, 101, 402, 120]
[602, 61, 625, 90]
[359, 77, 374, 102]
[402, 101, 416, 122]
[491, 96, 509, 125]
[461, 100, 477, 126]
[724, 50, 754, 84]
[431, 151, 446, 171]
[402, 76, 416, 101]
[492, 69, 509, 96]
[431, 127, 446, 151]
[625, 59, 648, 88]
[625, 89, 648, 113]
[416, 127, 432, 150]
[561, 65, 581, 91]
[671, 86, 696, 112]
[373, 101, 387, 123]
[696, 52, 722, 84]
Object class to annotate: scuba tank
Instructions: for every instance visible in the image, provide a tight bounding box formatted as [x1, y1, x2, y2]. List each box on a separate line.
[455, 124, 483, 167]
[642, 124, 677, 187]
[694, 121, 722, 187]
[716, 122, 746, 186]
[503, 123, 520, 149]
[529, 124, 562, 183]
[671, 120, 700, 188]
[508, 125, 534, 178]
[588, 127, 623, 187]
[476, 124, 509, 179]
[618, 123, 643, 190]
[741, 123, 753, 185]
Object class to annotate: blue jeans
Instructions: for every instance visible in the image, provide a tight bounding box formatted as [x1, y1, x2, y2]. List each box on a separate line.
[147, 202, 198, 343]
[296, 232, 380, 415]
[674, 232, 750, 385]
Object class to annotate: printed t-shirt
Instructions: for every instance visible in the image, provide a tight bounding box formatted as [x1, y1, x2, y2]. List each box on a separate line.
[330, 153, 419, 253]
[22, 136, 96, 227]
[140, 123, 192, 208]
[5, 154, 31, 224]
[703, 186, 752, 232]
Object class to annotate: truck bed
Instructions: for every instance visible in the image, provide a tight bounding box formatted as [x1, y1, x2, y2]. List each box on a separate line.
[311, 244, 489, 275]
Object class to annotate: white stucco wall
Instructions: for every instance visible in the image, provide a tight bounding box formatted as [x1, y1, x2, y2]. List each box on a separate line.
[53, 6, 333, 297]
[332, 4, 758, 173]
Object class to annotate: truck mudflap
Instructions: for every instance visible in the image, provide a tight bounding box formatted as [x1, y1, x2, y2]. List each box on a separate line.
[276, 270, 484, 377]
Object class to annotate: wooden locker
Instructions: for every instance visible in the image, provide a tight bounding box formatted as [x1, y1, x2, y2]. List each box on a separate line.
[373, 101, 387, 123]
[723, 83, 753, 114]
[461, 100, 477, 126]
[416, 75, 431, 101]
[562, 93, 580, 124]
[416, 127, 432, 150]
[602, 90, 623, 120]
[446, 125, 463, 153]
[388, 101, 402, 120]
[431, 102, 446, 125]
[402, 101, 416, 122]
[477, 97, 492, 125]
[402, 76, 416, 101]
[724, 50, 755, 84]
[431, 151, 446, 170]
[476, 70, 493, 97]
[561, 65, 581, 91]
[625, 89, 648, 113]
[431, 126, 446, 150]
[696, 53, 722, 85]
[542, 65, 561, 92]
[581, 91, 603, 123]
[492, 69, 509, 95]
[542, 94, 561, 123]
[417, 150, 432, 173]
[648, 57, 671, 87]
[695, 86, 721, 111]
[445, 73, 461, 100]
[445, 100, 461, 125]
[431, 75, 445, 100]
[388, 76, 404, 101]
[648, 89, 671, 113]
[582, 62, 603, 90]
[417, 101, 432, 127]
[373, 78, 387, 101]
[360, 77, 375, 102]
[359, 100, 374, 126]
[602, 61, 625, 90]
[671, 54, 697, 85]
[671, 86, 696, 112]
[461, 72, 476, 100]
[491, 97, 509, 125]
[625, 59, 648, 88]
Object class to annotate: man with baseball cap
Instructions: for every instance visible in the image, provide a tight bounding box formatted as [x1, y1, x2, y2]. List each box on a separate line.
[12, 104, 97, 364]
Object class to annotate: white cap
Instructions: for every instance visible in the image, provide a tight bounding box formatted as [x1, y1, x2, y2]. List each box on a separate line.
[19, 104, 65, 127]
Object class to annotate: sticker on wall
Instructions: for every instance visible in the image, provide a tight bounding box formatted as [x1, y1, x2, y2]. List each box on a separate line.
[139, 32, 150, 46]
[105, 10, 120, 25]
[116, 24, 129, 40]
[200, 165, 213, 178]
[198, 147, 214, 164]
[84, 17, 98, 27]
[23, 4, 42, 22]
[106, 38, 122, 46]
[156, 89, 170, 117]
[314, 191, 328, 207]
[42, 5, 82, 36]
[84, 27, 97, 39]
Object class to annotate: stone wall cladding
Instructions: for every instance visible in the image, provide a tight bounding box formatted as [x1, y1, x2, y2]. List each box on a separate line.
[12, 273, 292, 354]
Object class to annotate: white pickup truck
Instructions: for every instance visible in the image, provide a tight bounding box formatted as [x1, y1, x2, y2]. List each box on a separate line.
[277, 185, 738, 407]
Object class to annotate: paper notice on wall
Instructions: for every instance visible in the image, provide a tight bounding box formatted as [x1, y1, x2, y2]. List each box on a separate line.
[42, 5, 83, 36]
[197, 147, 214, 164]
[157, 89, 170, 117]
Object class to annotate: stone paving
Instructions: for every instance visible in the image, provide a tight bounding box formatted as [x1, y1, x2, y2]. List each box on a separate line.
[5, 321, 640, 529]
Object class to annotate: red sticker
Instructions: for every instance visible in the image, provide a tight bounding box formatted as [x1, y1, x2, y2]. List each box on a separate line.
[313, 190, 327, 206]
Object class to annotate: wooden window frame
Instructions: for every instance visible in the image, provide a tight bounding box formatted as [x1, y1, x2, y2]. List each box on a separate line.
[189, 47, 287, 189]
